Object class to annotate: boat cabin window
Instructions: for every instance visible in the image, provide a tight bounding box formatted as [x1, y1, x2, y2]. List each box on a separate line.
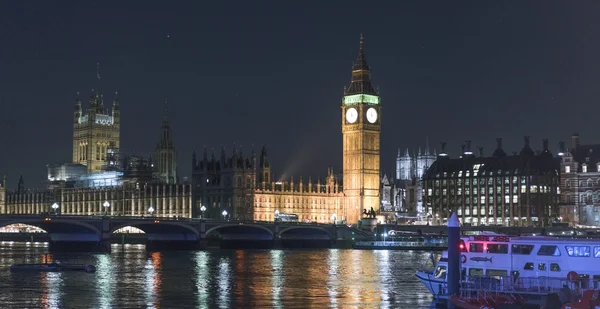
[487, 244, 508, 254]
[595, 247, 600, 258]
[538, 263, 546, 271]
[565, 246, 591, 257]
[524, 262, 534, 270]
[469, 268, 483, 277]
[434, 266, 447, 279]
[537, 245, 560, 256]
[486, 269, 508, 277]
[512, 244, 534, 255]
[470, 243, 484, 253]
[550, 263, 561, 272]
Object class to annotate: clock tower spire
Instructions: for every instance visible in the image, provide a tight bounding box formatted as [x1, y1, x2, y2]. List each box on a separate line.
[342, 34, 381, 224]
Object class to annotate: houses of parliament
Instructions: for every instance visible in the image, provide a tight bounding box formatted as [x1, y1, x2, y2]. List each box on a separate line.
[0, 37, 382, 224]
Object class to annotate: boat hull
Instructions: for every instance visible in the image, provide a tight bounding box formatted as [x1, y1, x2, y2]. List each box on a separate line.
[448, 294, 534, 309]
[415, 270, 448, 299]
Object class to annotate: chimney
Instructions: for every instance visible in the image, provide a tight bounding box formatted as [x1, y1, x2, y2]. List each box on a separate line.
[478, 147, 484, 157]
[439, 142, 448, 157]
[492, 138, 506, 157]
[465, 140, 473, 155]
[558, 141, 566, 156]
[572, 133, 580, 150]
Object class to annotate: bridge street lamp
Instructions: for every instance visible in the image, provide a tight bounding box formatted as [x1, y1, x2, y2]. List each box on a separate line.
[222, 210, 228, 221]
[148, 206, 155, 217]
[51, 202, 59, 215]
[274, 209, 280, 222]
[331, 213, 337, 225]
[103, 201, 110, 216]
[200, 205, 206, 219]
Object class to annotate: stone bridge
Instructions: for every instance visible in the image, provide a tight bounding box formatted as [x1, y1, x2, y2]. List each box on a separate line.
[0, 215, 356, 251]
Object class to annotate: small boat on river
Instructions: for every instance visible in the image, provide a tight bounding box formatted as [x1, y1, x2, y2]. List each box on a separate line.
[10, 261, 96, 273]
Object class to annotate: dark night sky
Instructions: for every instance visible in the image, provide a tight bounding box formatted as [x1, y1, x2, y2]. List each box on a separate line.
[2, 1, 600, 189]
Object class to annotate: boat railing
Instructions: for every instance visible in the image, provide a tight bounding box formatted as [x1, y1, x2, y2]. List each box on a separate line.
[460, 275, 597, 299]
[355, 241, 447, 247]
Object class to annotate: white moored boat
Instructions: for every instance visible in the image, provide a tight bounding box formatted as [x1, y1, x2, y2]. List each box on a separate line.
[416, 233, 600, 300]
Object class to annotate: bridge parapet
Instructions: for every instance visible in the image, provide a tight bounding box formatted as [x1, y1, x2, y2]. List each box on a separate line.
[0, 215, 351, 250]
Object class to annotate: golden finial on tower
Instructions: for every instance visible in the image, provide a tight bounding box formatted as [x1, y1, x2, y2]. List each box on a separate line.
[360, 33, 364, 49]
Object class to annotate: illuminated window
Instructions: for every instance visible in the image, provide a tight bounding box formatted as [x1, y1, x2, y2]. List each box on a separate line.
[550, 263, 561, 272]
[594, 247, 600, 258]
[565, 166, 571, 173]
[565, 246, 590, 257]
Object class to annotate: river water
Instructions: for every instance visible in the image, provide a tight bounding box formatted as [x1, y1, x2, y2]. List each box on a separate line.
[0, 242, 438, 309]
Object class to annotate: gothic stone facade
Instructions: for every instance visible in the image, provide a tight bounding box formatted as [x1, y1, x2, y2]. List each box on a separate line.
[1, 181, 192, 218]
[423, 138, 560, 227]
[341, 35, 381, 223]
[153, 106, 178, 184]
[560, 133, 600, 226]
[192, 37, 380, 224]
[192, 146, 346, 223]
[73, 91, 120, 173]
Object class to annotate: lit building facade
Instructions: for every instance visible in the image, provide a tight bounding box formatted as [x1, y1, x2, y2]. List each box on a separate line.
[560, 133, 600, 226]
[72, 90, 120, 173]
[396, 145, 436, 181]
[341, 34, 381, 223]
[192, 146, 346, 223]
[2, 181, 192, 217]
[0, 95, 191, 218]
[423, 137, 561, 227]
[191, 36, 380, 224]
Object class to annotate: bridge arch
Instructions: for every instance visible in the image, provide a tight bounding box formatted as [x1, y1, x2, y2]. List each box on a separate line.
[0, 223, 47, 233]
[206, 223, 274, 239]
[0, 219, 101, 236]
[279, 226, 333, 239]
[110, 221, 200, 241]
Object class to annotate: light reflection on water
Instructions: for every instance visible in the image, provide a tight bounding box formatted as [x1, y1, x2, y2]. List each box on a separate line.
[0, 243, 438, 308]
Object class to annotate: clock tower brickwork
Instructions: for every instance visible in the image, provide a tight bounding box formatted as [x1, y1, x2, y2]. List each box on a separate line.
[342, 35, 381, 224]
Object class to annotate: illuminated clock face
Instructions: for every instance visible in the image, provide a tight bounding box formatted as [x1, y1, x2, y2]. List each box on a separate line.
[366, 107, 378, 123]
[345, 107, 358, 124]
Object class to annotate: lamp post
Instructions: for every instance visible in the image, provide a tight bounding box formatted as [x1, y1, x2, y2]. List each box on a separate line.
[51, 203, 59, 215]
[200, 205, 206, 219]
[331, 213, 337, 225]
[148, 206, 155, 216]
[222, 210, 228, 221]
[274, 209, 280, 222]
[103, 201, 110, 216]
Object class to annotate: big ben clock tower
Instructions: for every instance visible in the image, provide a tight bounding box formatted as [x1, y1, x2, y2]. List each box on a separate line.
[342, 34, 381, 224]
